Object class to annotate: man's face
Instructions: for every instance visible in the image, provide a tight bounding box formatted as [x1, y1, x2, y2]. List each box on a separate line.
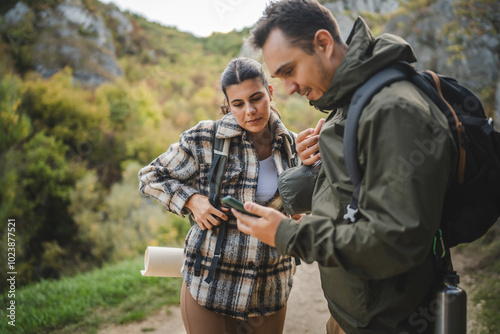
[262, 28, 334, 101]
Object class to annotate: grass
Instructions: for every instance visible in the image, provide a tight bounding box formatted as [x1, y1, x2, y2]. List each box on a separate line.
[470, 226, 500, 334]
[474, 275, 500, 334]
[455, 222, 500, 334]
[0, 257, 182, 334]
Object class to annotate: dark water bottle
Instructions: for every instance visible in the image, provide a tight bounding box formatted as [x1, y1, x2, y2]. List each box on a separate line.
[434, 272, 467, 334]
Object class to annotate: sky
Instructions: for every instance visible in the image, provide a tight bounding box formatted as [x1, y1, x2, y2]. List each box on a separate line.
[99, 0, 272, 37]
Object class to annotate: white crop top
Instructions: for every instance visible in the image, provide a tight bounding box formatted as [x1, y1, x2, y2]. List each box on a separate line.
[256, 156, 278, 203]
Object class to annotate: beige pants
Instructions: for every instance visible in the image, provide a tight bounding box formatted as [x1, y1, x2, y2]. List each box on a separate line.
[326, 315, 347, 334]
[181, 282, 287, 334]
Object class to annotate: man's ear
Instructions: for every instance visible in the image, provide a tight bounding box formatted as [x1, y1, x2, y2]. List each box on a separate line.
[314, 29, 335, 58]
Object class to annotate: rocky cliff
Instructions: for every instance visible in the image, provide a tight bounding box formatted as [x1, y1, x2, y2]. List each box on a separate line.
[1, 0, 128, 86]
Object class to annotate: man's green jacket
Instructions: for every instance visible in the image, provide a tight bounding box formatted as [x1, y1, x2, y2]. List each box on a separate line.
[275, 18, 457, 333]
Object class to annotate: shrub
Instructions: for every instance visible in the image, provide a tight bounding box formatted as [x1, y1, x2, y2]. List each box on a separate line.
[70, 161, 188, 267]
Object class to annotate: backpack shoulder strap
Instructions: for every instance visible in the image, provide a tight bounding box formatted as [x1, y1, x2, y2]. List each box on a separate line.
[207, 119, 230, 206]
[343, 64, 409, 222]
[195, 119, 231, 284]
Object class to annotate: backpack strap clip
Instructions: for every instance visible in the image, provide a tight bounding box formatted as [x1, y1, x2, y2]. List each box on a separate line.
[343, 204, 359, 223]
[433, 228, 446, 259]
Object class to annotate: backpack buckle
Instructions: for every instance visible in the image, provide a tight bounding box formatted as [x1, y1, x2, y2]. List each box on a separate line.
[343, 204, 359, 223]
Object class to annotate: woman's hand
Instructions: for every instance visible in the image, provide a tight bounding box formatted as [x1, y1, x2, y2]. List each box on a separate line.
[296, 118, 325, 165]
[185, 194, 228, 230]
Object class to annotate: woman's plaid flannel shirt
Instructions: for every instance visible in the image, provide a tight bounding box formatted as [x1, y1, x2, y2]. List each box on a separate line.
[138, 112, 299, 319]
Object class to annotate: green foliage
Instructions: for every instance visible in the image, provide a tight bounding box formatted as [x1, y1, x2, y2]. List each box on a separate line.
[202, 29, 248, 57]
[69, 162, 188, 268]
[100, 81, 167, 163]
[0, 257, 182, 334]
[455, 223, 500, 333]
[0, 131, 76, 285]
[22, 132, 73, 200]
[0, 4, 37, 73]
[446, 0, 500, 117]
[1, 17, 212, 285]
[275, 93, 325, 134]
[19, 69, 106, 152]
[357, 12, 393, 37]
[452, 0, 500, 37]
[0, 3, 14, 15]
[0, 72, 31, 153]
[0, 40, 17, 73]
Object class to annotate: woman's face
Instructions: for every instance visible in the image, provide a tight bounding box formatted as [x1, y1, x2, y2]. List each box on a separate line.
[225, 78, 273, 135]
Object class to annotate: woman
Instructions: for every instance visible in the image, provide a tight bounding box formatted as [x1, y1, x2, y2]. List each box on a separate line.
[138, 57, 299, 334]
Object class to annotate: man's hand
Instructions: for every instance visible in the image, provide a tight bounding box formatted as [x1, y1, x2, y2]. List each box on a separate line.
[185, 194, 228, 230]
[297, 118, 325, 165]
[234, 202, 286, 247]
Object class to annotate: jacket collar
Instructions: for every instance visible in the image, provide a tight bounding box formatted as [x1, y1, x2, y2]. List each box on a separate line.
[311, 17, 417, 112]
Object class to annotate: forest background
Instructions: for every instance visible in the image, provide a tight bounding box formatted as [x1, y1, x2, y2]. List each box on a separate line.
[0, 0, 499, 333]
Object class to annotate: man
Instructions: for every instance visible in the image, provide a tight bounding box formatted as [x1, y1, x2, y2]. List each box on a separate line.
[233, 1, 457, 333]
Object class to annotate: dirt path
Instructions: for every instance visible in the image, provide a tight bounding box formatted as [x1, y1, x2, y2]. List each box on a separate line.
[99, 254, 479, 334]
[98, 262, 330, 334]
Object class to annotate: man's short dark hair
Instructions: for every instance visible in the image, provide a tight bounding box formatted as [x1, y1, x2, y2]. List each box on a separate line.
[250, 0, 343, 54]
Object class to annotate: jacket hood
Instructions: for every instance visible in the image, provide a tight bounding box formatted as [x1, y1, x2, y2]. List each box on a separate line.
[311, 17, 417, 111]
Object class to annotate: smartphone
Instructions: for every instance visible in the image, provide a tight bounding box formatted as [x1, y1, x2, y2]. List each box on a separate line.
[222, 196, 260, 218]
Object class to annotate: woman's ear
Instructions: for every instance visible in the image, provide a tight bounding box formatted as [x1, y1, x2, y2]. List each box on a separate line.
[269, 85, 274, 100]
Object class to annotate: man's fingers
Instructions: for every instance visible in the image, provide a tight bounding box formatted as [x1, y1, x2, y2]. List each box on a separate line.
[236, 219, 253, 235]
[235, 203, 283, 248]
[301, 141, 319, 156]
[232, 209, 257, 235]
[298, 142, 320, 165]
[297, 135, 319, 152]
[305, 135, 320, 147]
[243, 202, 271, 217]
[231, 209, 258, 223]
[302, 152, 321, 165]
[313, 118, 325, 135]
[296, 128, 314, 143]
